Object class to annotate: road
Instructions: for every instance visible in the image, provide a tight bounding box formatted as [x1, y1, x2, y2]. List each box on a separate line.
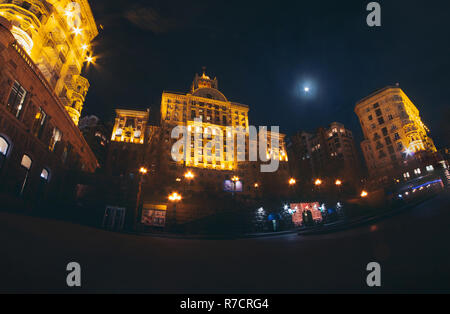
[1, 189, 450, 293]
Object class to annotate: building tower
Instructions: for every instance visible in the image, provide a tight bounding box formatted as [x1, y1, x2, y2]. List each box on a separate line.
[355, 86, 437, 179]
[0, 0, 98, 126]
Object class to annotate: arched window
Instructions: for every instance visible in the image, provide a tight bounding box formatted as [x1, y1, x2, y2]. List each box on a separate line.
[0, 136, 9, 171]
[40, 168, 49, 181]
[0, 136, 9, 156]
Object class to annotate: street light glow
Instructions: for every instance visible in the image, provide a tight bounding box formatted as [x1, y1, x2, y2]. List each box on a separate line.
[232, 176, 240, 182]
[139, 167, 148, 174]
[184, 171, 195, 180]
[73, 27, 82, 36]
[289, 178, 296, 185]
[315, 179, 322, 186]
[168, 192, 182, 201]
[335, 179, 342, 186]
[304, 86, 310, 92]
[361, 190, 368, 198]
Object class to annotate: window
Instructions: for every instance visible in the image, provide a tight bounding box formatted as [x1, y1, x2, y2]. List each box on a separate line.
[414, 168, 421, 175]
[397, 142, 403, 151]
[426, 165, 434, 172]
[368, 115, 373, 121]
[403, 172, 410, 179]
[373, 103, 379, 109]
[40, 168, 49, 181]
[7, 81, 27, 118]
[375, 109, 382, 116]
[378, 117, 385, 125]
[388, 114, 393, 120]
[0, 136, 9, 156]
[49, 128, 62, 152]
[394, 133, 400, 141]
[381, 127, 388, 136]
[0, 136, 9, 170]
[32, 107, 47, 138]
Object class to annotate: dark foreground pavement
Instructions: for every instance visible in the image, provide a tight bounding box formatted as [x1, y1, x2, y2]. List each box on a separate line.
[1, 189, 450, 293]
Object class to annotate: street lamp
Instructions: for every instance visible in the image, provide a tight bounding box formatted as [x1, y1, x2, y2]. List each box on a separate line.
[184, 171, 195, 180]
[168, 192, 182, 201]
[134, 167, 148, 231]
[315, 179, 322, 186]
[289, 178, 296, 185]
[335, 179, 342, 186]
[184, 170, 195, 192]
[168, 192, 182, 227]
[361, 190, 368, 198]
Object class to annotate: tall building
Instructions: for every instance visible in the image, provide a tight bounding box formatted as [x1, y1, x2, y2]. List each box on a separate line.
[0, 0, 98, 125]
[0, 17, 97, 204]
[288, 122, 360, 186]
[159, 70, 289, 194]
[161, 70, 250, 171]
[355, 86, 437, 179]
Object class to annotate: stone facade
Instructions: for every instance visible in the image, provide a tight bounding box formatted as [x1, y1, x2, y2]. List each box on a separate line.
[0, 17, 97, 205]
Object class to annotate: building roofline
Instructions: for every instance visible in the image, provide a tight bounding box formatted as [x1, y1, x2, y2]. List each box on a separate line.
[356, 85, 401, 105]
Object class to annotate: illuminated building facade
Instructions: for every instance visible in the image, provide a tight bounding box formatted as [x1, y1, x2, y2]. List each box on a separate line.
[159, 71, 290, 196]
[355, 86, 437, 179]
[0, 17, 97, 203]
[111, 109, 149, 144]
[161, 71, 250, 171]
[0, 0, 98, 126]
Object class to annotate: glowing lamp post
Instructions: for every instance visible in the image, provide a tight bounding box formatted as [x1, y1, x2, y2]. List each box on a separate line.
[168, 192, 182, 226]
[361, 190, 368, 198]
[335, 179, 342, 186]
[231, 176, 240, 198]
[184, 170, 195, 192]
[289, 178, 296, 186]
[134, 167, 148, 231]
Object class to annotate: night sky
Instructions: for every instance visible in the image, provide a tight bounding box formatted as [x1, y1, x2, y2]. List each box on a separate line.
[83, 0, 450, 148]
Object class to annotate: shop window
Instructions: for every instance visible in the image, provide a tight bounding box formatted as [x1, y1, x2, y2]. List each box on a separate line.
[7, 81, 27, 118]
[426, 165, 434, 172]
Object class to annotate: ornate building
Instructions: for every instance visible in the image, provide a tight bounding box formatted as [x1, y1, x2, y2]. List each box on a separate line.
[0, 0, 98, 125]
[159, 70, 289, 195]
[355, 86, 437, 181]
[0, 16, 97, 205]
[161, 71, 250, 171]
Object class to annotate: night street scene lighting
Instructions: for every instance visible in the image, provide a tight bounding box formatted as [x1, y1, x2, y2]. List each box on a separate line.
[0, 0, 450, 304]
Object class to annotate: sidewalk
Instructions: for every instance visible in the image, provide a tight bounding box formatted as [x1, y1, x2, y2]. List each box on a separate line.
[298, 193, 439, 236]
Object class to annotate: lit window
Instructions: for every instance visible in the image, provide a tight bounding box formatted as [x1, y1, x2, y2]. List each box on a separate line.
[426, 165, 434, 172]
[7, 81, 27, 118]
[21, 154, 32, 170]
[40, 168, 49, 181]
[403, 172, 410, 179]
[0, 136, 9, 156]
[414, 168, 421, 175]
[49, 128, 62, 152]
